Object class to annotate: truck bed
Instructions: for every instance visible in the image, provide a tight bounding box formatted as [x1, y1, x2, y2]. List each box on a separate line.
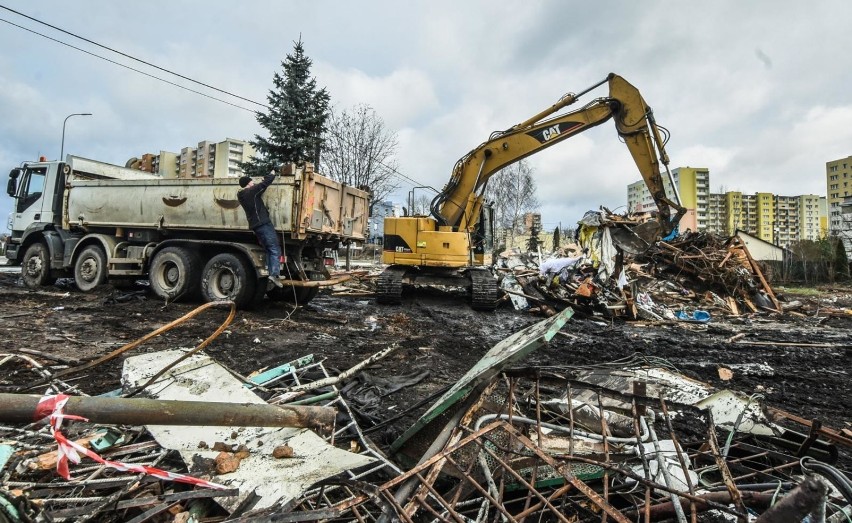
[65, 161, 369, 241]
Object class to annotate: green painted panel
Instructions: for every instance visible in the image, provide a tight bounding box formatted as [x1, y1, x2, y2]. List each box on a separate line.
[390, 308, 574, 453]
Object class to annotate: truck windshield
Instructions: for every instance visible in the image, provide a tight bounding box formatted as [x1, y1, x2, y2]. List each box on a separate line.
[17, 167, 46, 212]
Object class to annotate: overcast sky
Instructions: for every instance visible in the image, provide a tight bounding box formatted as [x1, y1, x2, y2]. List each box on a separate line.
[2, 1, 851, 232]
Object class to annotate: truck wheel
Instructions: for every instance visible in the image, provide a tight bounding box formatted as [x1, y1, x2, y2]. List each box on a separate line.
[149, 247, 201, 301]
[293, 271, 324, 304]
[21, 242, 56, 288]
[74, 245, 108, 292]
[267, 271, 324, 305]
[201, 253, 256, 309]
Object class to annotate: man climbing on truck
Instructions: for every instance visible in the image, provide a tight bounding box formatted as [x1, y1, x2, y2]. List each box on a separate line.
[238, 168, 283, 288]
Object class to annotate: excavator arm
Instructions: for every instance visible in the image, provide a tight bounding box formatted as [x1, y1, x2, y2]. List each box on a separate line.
[430, 73, 686, 234]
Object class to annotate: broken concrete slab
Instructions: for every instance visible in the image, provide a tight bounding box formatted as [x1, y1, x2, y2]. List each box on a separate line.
[121, 349, 375, 512]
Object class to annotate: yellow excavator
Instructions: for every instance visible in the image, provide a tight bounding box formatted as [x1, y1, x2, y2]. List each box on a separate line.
[378, 73, 686, 310]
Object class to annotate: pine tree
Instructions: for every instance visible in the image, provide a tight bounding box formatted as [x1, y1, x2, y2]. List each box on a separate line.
[552, 226, 561, 251]
[527, 224, 541, 252]
[244, 39, 331, 176]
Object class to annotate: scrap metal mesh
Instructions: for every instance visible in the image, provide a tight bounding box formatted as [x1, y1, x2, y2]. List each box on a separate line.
[287, 369, 850, 523]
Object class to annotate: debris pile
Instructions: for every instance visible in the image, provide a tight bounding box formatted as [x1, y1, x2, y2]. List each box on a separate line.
[1, 305, 850, 521]
[499, 211, 781, 320]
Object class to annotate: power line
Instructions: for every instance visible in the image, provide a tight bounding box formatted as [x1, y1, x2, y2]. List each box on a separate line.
[0, 17, 258, 113]
[323, 125, 433, 190]
[0, 4, 436, 191]
[0, 4, 268, 109]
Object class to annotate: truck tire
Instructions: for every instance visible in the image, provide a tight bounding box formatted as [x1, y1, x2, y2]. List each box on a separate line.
[268, 271, 324, 305]
[21, 242, 56, 288]
[200, 253, 256, 309]
[149, 247, 201, 302]
[74, 245, 108, 292]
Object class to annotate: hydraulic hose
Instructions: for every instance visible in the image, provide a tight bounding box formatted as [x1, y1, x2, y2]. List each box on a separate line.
[801, 457, 852, 507]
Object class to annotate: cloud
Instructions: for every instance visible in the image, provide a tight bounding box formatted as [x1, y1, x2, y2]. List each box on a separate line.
[317, 65, 440, 128]
[755, 48, 773, 69]
[2, 0, 852, 235]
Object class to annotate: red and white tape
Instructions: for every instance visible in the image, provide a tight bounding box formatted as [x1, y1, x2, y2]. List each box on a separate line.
[36, 394, 228, 490]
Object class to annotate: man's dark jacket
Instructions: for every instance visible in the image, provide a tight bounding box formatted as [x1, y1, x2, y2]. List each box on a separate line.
[237, 173, 276, 230]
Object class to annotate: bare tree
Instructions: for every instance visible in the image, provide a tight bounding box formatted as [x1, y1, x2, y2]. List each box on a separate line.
[483, 160, 540, 245]
[410, 194, 432, 216]
[322, 104, 400, 213]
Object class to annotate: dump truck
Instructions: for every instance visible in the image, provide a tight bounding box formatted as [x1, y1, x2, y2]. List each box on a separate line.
[5, 155, 369, 307]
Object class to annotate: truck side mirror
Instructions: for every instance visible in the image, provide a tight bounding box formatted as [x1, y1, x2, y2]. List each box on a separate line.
[7, 168, 21, 198]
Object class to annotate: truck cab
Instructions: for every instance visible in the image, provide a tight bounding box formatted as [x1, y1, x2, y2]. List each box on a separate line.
[6, 160, 63, 265]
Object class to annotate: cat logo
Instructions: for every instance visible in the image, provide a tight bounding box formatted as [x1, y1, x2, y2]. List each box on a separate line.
[541, 125, 561, 141]
[526, 121, 582, 144]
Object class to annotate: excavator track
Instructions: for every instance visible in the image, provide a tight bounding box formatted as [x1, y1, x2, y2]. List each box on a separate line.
[376, 266, 406, 304]
[470, 269, 499, 311]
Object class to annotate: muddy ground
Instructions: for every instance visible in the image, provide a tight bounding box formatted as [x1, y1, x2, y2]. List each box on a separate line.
[1, 271, 850, 457]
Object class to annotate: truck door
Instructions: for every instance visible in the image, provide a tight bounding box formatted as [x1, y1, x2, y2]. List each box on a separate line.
[11, 165, 49, 233]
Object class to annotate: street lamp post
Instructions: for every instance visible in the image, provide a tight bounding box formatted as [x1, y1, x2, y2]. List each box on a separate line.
[60, 113, 92, 161]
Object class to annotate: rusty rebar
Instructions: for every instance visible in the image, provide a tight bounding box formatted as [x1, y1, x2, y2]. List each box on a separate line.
[21, 301, 236, 392]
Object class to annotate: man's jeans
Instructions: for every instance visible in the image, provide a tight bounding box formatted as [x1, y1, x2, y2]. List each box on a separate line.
[254, 223, 282, 277]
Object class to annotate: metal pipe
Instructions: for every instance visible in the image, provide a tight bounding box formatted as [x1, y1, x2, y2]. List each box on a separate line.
[0, 393, 336, 431]
[646, 410, 688, 523]
[627, 491, 775, 520]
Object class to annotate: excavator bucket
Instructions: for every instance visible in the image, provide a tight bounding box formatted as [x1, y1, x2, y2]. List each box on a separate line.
[609, 221, 662, 255]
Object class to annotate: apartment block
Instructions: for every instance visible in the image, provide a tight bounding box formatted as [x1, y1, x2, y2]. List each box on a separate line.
[126, 151, 179, 178]
[709, 192, 825, 246]
[130, 139, 255, 178]
[214, 139, 254, 178]
[627, 167, 710, 232]
[152, 151, 179, 178]
[799, 195, 827, 241]
[627, 168, 827, 246]
[706, 193, 726, 234]
[522, 212, 543, 234]
[827, 156, 852, 234]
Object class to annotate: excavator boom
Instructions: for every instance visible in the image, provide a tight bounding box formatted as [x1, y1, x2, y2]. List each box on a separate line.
[431, 73, 685, 232]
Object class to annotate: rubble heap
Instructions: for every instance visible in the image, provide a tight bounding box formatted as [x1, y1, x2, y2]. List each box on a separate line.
[498, 210, 780, 321]
[1, 305, 850, 522]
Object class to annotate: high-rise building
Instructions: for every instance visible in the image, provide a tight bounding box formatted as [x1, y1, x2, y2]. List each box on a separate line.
[627, 168, 828, 246]
[626, 167, 710, 232]
[131, 139, 255, 178]
[799, 195, 827, 241]
[706, 193, 726, 234]
[152, 151, 179, 178]
[125, 151, 179, 178]
[522, 212, 543, 234]
[713, 192, 824, 246]
[827, 156, 852, 234]
[214, 139, 254, 178]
